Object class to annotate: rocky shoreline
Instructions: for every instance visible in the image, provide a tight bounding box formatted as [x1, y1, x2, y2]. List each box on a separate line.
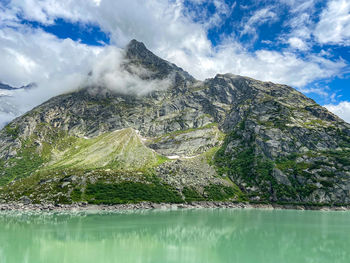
[0, 201, 349, 212]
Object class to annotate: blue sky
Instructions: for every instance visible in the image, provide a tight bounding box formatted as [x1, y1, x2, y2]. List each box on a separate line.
[0, 0, 350, 123]
[20, 18, 110, 46]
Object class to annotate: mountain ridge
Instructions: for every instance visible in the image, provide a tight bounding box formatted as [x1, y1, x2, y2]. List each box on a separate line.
[0, 40, 350, 206]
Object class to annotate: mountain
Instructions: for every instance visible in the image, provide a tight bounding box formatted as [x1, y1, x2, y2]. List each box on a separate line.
[0, 82, 14, 91]
[0, 40, 350, 206]
[0, 82, 36, 91]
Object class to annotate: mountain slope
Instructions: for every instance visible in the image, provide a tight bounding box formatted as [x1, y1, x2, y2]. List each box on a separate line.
[49, 128, 165, 170]
[0, 40, 350, 206]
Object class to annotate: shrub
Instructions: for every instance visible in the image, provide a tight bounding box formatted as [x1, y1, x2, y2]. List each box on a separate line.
[85, 181, 183, 204]
[182, 187, 205, 202]
[204, 184, 236, 201]
[5, 125, 19, 139]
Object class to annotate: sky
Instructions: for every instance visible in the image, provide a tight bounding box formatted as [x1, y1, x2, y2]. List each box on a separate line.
[0, 0, 349, 125]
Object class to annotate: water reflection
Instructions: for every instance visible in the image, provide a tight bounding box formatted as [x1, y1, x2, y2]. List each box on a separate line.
[0, 209, 349, 263]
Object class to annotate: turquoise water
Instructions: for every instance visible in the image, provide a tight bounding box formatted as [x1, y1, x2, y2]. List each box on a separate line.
[0, 209, 349, 263]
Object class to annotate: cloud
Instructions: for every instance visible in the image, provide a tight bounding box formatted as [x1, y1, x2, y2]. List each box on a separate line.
[240, 7, 278, 42]
[0, 25, 101, 88]
[0, 96, 20, 128]
[87, 46, 173, 96]
[0, 23, 102, 127]
[287, 37, 309, 51]
[168, 39, 345, 87]
[278, 0, 350, 49]
[314, 0, 350, 45]
[182, 0, 235, 30]
[0, 113, 15, 129]
[324, 101, 350, 123]
[277, 0, 317, 51]
[3, 0, 346, 85]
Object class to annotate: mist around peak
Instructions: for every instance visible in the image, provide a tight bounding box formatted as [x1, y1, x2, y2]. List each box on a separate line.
[0, 40, 179, 128]
[85, 46, 175, 96]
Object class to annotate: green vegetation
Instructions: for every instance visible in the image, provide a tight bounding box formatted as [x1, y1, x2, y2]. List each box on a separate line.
[0, 123, 235, 204]
[202, 146, 220, 165]
[303, 119, 327, 128]
[0, 123, 171, 189]
[335, 129, 350, 148]
[198, 113, 212, 120]
[213, 128, 329, 202]
[0, 142, 45, 186]
[71, 188, 83, 202]
[0, 123, 80, 186]
[204, 184, 236, 201]
[274, 153, 338, 198]
[214, 131, 274, 189]
[85, 181, 183, 204]
[155, 155, 170, 166]
[275, 157, 311, 173]
[183, 184, 237, 202]
[0, 160, 244, 204]
[182, 187, 205, 202]
[49, 128, 167, 170]
[274, 184, 297, 200]
[325, 149, 350, 167]
[4, 125, 19, 139]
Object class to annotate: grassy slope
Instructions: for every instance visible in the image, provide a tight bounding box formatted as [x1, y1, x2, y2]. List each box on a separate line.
[0, 127, 167, 186]
[49, 128, 167, 170]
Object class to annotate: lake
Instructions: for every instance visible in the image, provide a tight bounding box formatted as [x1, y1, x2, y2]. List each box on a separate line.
[0, 208, 349, 263]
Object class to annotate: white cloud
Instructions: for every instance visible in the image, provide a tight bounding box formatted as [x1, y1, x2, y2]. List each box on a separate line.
[278, 0, 317, 51]
[166, 38, 345, 87]
[0, 25, 101, 88]
[92, 0, 101, 6]
[325, 101, 350, 123]
[0, 96, 20, 128]
[87, 46, 173, 96]
[0, 24, 102, 126]
[279, 0, 323, 14]
[278, 0, 350, 49]
[314, 0, 350, 45]
[10, 0, 94, 25]
[3, 0, 346, 85]
[240, 7, 278, 42]
[288, 37, 308, 51]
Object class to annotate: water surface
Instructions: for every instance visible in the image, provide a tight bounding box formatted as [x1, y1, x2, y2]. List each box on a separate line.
[0, 208, 349, 263]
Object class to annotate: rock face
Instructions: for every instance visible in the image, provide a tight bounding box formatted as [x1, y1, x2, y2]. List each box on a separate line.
[0, 40, 350, 205]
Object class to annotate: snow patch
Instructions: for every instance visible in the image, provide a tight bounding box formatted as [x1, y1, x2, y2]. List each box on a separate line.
[167, 155, 180, 159]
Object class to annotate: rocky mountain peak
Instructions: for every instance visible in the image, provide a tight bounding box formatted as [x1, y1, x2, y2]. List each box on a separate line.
[124, 39, 194, 82]
[125, 39, 151, 59]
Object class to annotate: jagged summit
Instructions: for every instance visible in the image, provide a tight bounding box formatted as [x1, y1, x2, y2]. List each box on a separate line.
[125, 39, 151, 58]
[124, 39, 195, 82]
[0, 41, 350, 206]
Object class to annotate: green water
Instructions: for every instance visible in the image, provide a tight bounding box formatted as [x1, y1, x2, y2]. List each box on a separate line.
[0, 209, 349, 263]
